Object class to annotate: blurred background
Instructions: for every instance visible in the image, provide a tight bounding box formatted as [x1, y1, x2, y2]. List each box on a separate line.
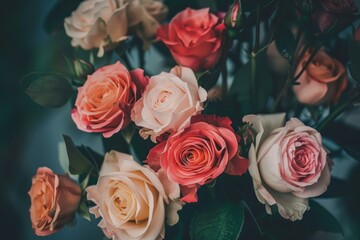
[0, 0, 359, 239]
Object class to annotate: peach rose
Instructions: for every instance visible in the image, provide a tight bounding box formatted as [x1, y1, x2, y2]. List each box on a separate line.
[293, 50, 348, 105]
[28, 167, 82, 236]
[87, 151, 181, 240]
[157, 8, 226, 72]
[72, 61, 148, 138]
[131, 66, 207, 142]
[64, 0, 168, 57]
[146, 115, 248, 203]
[244, 113, 331, 221]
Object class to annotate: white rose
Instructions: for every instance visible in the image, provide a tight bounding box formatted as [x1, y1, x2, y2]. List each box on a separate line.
[64, 0, 168, 57]
[131, 66, 207, 142]
[87, 151, 181, 240]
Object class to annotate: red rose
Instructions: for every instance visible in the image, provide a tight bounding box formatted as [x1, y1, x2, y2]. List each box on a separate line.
[146, 115, 248, 203]
[157, 8, 226, 72]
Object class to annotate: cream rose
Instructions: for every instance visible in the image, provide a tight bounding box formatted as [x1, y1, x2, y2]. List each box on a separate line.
[131, 66, 207, 142]
[64, 0, 168, 57]
[243, 114, 331, 221]
[86, 151, 181, 240]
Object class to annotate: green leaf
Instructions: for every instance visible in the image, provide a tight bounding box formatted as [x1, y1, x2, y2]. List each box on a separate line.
[306, 200, 343, 235]
[190, 201, 245, 240]
[229, 50, 272, 115]
[63, 135, 94, 175]
[274, 22, 296, 62]
[198, 67, 221, 91]
[22, 72, 73, 108]
[77, 200, 91, 222]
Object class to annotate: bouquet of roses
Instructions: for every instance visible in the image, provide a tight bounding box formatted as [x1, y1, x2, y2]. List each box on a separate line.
[24, 0, 360, 239]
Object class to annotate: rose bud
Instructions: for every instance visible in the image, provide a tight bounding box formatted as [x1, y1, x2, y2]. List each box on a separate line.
[73, 59, 95, 80]
[28, 167, 82, 236]
[224, 0, 244, 29]
[293, 49, 348, 105]
[244, 114, 331, 221]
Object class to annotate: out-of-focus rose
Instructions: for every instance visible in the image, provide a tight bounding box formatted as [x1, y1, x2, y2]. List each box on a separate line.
[131, 66, 207, 142]
[354, 26, 360, 41]
[72, 61, 148, 138]
[147, 115, 248, 203]
[64, 0, 168, 57]
[311, 0, 358, 32]
[87, 151, 181, 240]
[28, 167, 82, 236]
[244, 113, 331, 221]
[293, 50, 347, 105]
[157, 8, 226, 72]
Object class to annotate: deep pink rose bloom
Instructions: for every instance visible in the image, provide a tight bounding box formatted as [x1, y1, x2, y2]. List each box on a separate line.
[157, 8, 226, 72]
[147, 115, 248, 203]
[72, 61, 148, 138]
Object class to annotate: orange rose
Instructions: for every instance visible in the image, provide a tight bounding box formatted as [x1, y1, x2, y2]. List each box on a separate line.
[28, 167, 82, 236]
[72, 61, 148, 138]
[157, 8, 226, 72]
[293, 50, 348, 105]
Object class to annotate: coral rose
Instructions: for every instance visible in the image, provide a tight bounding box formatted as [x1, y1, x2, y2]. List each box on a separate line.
[72, 61, 148, 138]
[87, 151, 181, 240]
[64, 0, 168, 57]
[293, 50, 347, 105]
[131, 66, 207, 142]
[28, 167, 82, 236]
[147, 115, 248, 203]
[157, 8, 226, 72]
[244, 113, 331, 221]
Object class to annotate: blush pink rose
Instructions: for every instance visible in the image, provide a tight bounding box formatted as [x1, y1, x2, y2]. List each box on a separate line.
[244, 113, 331, 221]
[157, 8, 226, 72]
[28, 167, 82, 236]
[293, 50, 348, 105]
[147, 115, 248, 203]
[72, 61, 148, 138]
[87, 151, 181, 240]
[131, 66, 207, 142]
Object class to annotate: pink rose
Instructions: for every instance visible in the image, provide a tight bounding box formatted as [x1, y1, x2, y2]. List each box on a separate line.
[157, 8, 226, 72]
[72, 61, 148, 138]
[131, 66, 207, 142]
[64, 0, 168, 57]
[28, 167, 82, 236]
[87, 151, 181, 240]
[244, 114, 331, 221]
[293, 50, 348, 105]
[147, 115, 248, 203]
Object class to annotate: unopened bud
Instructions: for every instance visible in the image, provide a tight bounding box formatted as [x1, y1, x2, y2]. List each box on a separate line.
[224, 0, 244, 30]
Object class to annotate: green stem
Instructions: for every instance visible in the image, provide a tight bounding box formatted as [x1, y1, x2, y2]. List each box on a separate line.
[317, 90, 360, 132]
[241, 201, 264, 236]
[221, 61, 228, 97]
[251, 52, 257, 108]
